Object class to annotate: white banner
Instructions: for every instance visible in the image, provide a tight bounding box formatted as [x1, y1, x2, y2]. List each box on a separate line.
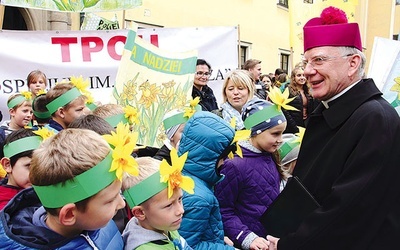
[0, 27, 238, 120]
[368, 37, 400, 114]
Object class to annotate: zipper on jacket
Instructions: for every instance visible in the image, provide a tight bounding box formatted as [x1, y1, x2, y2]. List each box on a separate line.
[80, 233, 99, 250]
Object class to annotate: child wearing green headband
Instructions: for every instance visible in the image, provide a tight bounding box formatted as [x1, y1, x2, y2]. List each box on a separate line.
[0, 128, 40, 210]
[0, 93, 33, 139]
[0, 129, 125, 249]
[45, 83, 88, 132]
[122, 157, 193, 250]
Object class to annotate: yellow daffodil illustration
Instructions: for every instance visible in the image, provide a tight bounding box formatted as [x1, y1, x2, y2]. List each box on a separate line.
[33, 127, 55, 141]
[138, 80, 161, 109]
[121, 80, 137, 101]
[390, 77, 400, 100]
[267, 86, 298, 111]
[160, 148, 194, 198]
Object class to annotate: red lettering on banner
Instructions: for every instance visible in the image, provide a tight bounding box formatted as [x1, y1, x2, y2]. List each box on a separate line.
[51, 34, 159, 62]
[136, 34, 159, 47]
[81, 37, 103, 62]
[108, 36, 126, 60]
[51, 37, 78, 62]
[150, 35, 159, 47]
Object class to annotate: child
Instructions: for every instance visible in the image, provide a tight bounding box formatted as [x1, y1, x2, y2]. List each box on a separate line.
[177, 111, 236, 249]
[68, 114, 115, 135]
[154, 109, 187, 164]
[45, 82, 87, 131]
[0, 128, 42, 210]
[0, 128, 127, 249]
[32, 93, 51, 128]
[93, 103, 126, 128]
[215, 97, 289, 250]
[278, 133, 301, 191]
[27, 70, 47, 98]
[122, 154, 194, 249]
[0, 93, 33, 138]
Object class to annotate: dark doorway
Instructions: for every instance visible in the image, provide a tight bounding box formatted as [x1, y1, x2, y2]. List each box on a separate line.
[3, 6, 27, 30]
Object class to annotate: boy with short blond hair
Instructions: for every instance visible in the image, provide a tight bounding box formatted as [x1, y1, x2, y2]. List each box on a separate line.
[1, 92, 33, 138]
[0, 128, 127, 249]
[122, 153, 194, 250]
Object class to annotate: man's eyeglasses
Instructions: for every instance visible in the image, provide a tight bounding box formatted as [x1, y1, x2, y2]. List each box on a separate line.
[302, 54, 354, 68]
[195, 71, 211, 77]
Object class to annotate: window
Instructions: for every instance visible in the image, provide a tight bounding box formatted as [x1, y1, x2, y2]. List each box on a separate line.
[280, 53, 290, 73]
[240, 46, 247, 68]
[278, 0, 288, 8]
[396, 0, 400, 5]
[394, 34, 399, 41]
[239, 41, 252, 69]
[304, 0, 313, 3]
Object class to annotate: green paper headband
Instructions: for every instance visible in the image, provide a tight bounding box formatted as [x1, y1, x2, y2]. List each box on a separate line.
[33, 151, 116, 208]
[105, 114, 129, 128]
[3, 136, 42, 158]
[33, 110, 51, 119]
[278, 140, 299, 159]
[8, 96, 29, 109]
[123, 171, 167, 208]
[163, 112, 187, 130]
[46, 87, 82, 115]
[244, 105, 282, 129]
[86, 102, 97, 111]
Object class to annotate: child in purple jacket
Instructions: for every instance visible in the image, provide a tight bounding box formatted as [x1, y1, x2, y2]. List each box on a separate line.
[215, 96, 289, 250]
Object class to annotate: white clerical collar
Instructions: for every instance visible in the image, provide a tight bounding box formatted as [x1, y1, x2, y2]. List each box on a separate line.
[321, 79, 362, 109]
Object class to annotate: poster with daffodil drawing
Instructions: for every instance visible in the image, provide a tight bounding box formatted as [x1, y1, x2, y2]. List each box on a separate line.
[368, 37, 400, 116]
[112, 28, 198, 147]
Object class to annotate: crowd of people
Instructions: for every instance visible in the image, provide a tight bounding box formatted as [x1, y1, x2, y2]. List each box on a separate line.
[0, 6, 399, 250]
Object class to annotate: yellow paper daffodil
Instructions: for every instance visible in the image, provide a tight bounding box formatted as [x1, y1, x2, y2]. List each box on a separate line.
[228, 117, 251, 159]
[267, 86, 298, 111]
[190, 96, 200, 107]
[103, 122, 139, 148]
[160, 148, 194, 198]
[183, 97, 201, 119]
[294, 126, 305, 144]
[229, 129, 251, 159]
[0, 163, 7, 178]
[33, 127, 55, 141]
[124, 105, 140, 125]
[109, 144, 138, 180]
[70, 75, 90, 94]
[84, 92, 94, 104]
[20, 91, 32, 100]
[37, 89, 47, 96]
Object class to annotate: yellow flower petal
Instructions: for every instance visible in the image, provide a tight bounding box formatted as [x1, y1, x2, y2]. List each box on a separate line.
[33, 127, 55, 141]
[180, 176, 195, 194]
[267, 86, 298, 111]
[236, 144, 243, 158]
[20, 91, 32, 100]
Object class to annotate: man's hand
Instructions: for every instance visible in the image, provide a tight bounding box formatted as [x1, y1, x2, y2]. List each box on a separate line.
[266, 235, 279, 250]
